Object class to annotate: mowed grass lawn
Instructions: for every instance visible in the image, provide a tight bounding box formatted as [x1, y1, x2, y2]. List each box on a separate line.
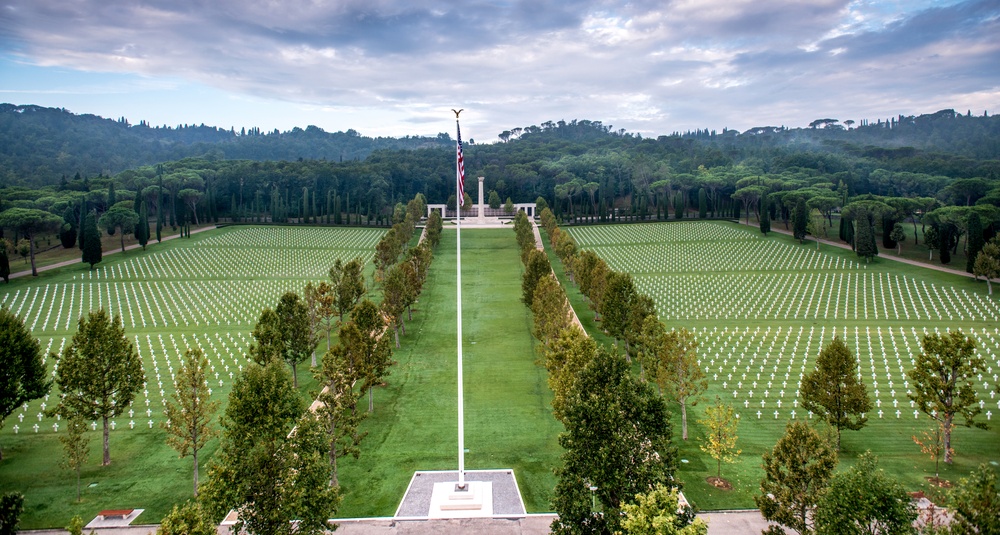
[335, 228, 561, 517]
[558, 220, 1000, 511]
[0, 225, 382, 528]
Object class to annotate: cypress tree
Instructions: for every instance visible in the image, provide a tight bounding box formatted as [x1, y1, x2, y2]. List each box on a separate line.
[882, 216, 897, 249]
[940, 225, 953, 264]
[966, 212, 985, 273]
[78, 201, 86, 250]
[137, 201, 150, 250]
[760, 196, 771, 235]
[107, 181, 117, 208]
[792, 198, 808, 242]
[855, 215, 878, 263]
[698, 188, 707, 219]
[674, 193, 684, 219]
[81, 211, 102, 269]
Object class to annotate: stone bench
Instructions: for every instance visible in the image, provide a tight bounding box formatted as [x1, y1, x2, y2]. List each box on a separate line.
[97, 509, 133, 520]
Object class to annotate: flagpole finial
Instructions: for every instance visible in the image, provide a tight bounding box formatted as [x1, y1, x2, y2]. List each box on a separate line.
[452, 109, 463, 119]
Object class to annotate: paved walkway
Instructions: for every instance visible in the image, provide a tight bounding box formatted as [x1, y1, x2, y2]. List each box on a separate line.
[738, 220, 978, 279]
[9, 225, 217, 280]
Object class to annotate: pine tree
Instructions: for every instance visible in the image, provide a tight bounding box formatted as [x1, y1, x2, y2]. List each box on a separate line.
[889, 223, 906, 255]
[163, 348, 219, 497]
[800, 337, 872, 451]
[855, 215, 878, 262]
[760, 196, 771, 235]
[137, 201, 150, 250]
[81, 210, 102, 269]
[0, 308, 51, 459]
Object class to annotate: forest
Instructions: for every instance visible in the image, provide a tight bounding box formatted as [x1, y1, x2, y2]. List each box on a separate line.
[1, 104, 999, 274]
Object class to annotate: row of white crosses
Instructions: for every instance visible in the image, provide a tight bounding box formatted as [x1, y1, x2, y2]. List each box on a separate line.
[692, 324, 1000, 422]
[10, 330, 252, 434]
[199, 226, 385, 250]
[2, 277, 312, 335]
[570, 221, 758, 248]
[633, 269, 1000, 323]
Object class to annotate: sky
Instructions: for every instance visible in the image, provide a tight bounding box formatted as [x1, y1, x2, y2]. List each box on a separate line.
[0, 0, 998, 141]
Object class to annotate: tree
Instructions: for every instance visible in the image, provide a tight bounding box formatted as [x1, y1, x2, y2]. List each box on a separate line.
[275, 291, 315, 388]
[59, 415, 90, 503]
[912, 421, 952, 483]
[0, 207, 63, 276]
[814, 452, 916, 535]
[156, 500, 217, 535]
[315, 342, 367, 487]
[522, 249, 552, 306]
[544, 328, 597, 423]
[381, 263, 411, 349]
[504, 197, 515, 214]
[136, 200, 150, 250]
[643, 320, 705, 441]
[81, 210, 102, 269]
[907, 330, 987, 464]
[0, 308, 51, 460]
[531, 274, 571, 347]
[15, 239, 29, 264]
[52, 310, 142, 466]
[974, 238, 1000, 294]
[349, 299, 393, 412]
[99, 204, 140, 253]
[0, 239, 10, 283]
[923, 224, 940, 261]
[329, 257, 367, 324]
[855, 214, 878, 263]
[800, 337, 871, 451]
[755, 421, 838, 535]
[948, 464, 1000, 535]
[698, 188, 707, 219]
[698, 399, 741, 483]
[618, 483, 707, 535]
[0, 492, 24, 535]
[551, 348, 677, 535]
[966, 211, 985, 274]
[889, 223, 906, 255]
[806, 209, 825, 249]
[602, 271, 637, 346]
[488, 189, 501, 209]
[202, 358, 338, 535]
[249, 308, 283, 365]
[791, 198, 808, 243]
[162, 348, 219, 497]
[760, 195, 771, 235]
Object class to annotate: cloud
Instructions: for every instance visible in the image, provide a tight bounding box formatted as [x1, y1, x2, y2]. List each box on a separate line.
[0, 0, 997, 138]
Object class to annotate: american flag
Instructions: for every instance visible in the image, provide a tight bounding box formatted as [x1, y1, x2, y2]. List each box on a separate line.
[456, 121, 466, 206]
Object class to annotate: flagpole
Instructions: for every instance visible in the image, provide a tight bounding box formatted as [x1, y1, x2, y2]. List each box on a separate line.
[454, 113, 466, 489]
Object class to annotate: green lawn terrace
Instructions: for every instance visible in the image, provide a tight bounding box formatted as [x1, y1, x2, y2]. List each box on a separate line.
[0, 226, 386, 527]
[564, 221, 1000, 509]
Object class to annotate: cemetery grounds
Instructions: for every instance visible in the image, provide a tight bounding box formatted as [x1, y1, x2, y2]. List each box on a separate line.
[0, 225, 561, 527]
[561, 220, 1000, 510]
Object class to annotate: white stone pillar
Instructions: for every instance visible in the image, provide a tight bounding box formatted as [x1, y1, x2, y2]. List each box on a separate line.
[477, 176, 486, 224]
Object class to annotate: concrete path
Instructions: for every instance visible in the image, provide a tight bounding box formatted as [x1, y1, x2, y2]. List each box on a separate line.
[9, 225, 217, 280]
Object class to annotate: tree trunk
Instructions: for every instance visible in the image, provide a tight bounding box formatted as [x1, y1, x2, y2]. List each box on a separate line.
[311, 350, 317, 368]
[329, 421, 339, 487]
[681, 400, 688, 441]
[28, 234, 38, 276]
[193, 439, 199, 497]
[120, 230, 125, 253]
[394, 326, 400, 349]
[944, 414, 954, 464]
[368, 387, 374, 413]
[291, 361, 298, 388]
[103, 414, 111, 465]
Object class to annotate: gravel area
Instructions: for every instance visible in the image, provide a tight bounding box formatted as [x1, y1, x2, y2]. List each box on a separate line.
[395, 470, 526, 518]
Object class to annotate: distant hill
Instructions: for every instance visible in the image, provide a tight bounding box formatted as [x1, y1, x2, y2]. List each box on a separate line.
[0, 104, 453, 187]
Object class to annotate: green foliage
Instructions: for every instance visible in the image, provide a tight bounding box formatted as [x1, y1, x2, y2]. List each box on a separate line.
[249, 308, 284, 365]
[973, 236, 1000, 294]
[275, 291, 315, 388]
[162, 348, 219, 497]
[0, 307, 51, 460]
[948, 463, 1000, 535]
[504, 196, 514, 214]
[907, 330, 987, 464]
[488, 189, 501, 209]
[617, 484, 707, 535]
[756, 421, 838, 535]
[531, 274, 571, 347]
[65, 515, 85, 535]
[203, 358, 337, 535]
[0, 240, 9, 283]
[551, 348, 676, 535]
[99, 204, 140, 252]
[59, 415, 90, 502]
[698, 399, 741, 480]
[0, 492, 24, 535]
[0, 207, 63, 275]
[316, 330, 368, 487]
[814, 452, 917, 535]
[544, 328, 597, 423]
[602, 271, 637, 345]
[642, 320, 705, 441]
[52, 309, 143, 466]
[521, 248, 551, 307]
[792, 198, 809, 242]
[966, 211, 985, 274]
[136, 200, 150, 250]
[855, 214, 878, 262]
[800, 337, 872, 451]
[329, 257, 367, 324]
[156, 501, 217, 535]
[760, 195, 771, 235]
[81, 210, 102, 269]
